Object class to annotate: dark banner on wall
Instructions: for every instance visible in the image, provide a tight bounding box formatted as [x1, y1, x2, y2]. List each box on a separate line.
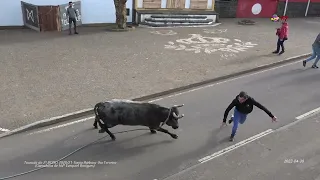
[59, 1, 82, 31]
[21, 1, 40, 31]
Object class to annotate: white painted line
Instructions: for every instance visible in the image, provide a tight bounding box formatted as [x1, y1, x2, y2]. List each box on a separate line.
[296, 107, 320, 120]
[0, 127, 10, 132]
[27, 117, 94, 135]
[26, 56, 308, 135]
[198, 129, 274, 163]
[276, 107, 320, 132]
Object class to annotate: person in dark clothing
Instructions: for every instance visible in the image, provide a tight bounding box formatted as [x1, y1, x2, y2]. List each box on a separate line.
[67, 1, 78, 35]
[222, 91, 277, 142]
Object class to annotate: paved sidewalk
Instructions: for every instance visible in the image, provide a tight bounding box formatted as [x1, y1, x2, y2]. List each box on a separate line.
[0, 18, 319, 130]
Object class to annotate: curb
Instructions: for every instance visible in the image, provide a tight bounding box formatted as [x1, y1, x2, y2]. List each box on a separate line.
[0, 53, 311, 139]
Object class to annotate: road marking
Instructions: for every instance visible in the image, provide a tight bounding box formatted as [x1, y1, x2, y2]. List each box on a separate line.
[0, 127, 10, 132]
[296, 107, 320, 120]
[27, 117, 94, 135]
[276, 107, 320, 132]
[27, 58, 304, 135]
[198, 129, 273, 163]
[161, 129, 274, 180]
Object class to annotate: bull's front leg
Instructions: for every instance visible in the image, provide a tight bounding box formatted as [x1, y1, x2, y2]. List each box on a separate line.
[156, 127, 178, 139]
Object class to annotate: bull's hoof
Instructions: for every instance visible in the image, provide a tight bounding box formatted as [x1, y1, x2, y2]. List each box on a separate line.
[171, 134, 178, 139]
[98, 129, 106, 133]
[93, 124, 98, 129]
[111, 137, 116, 141]
[150, 130, 157, 134]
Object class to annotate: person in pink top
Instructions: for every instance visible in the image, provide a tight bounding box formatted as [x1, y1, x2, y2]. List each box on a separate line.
[273, 16, 289, 55]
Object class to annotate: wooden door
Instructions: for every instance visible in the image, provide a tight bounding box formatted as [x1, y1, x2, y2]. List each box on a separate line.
[143, 0, 161, 8]
[236, 0, 278, 18]
[167, 0, 185, 9]
[190, 0, 208, 9]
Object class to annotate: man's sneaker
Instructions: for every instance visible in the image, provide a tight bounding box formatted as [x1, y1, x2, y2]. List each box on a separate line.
[229, 135, 234, 142]
[279, 50, 285, 55]
[303, 60, 306, 67]
[312, 65, 319, 68]
[272, 51, 279, 54]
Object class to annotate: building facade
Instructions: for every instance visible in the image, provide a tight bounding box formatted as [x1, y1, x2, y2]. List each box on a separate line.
[0, 0, 133, 27]
[0, 0, 319, 28]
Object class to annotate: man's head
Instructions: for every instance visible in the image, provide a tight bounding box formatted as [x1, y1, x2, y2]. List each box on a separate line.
[238, 91, 248, 103]
[68, 1, 73, 7]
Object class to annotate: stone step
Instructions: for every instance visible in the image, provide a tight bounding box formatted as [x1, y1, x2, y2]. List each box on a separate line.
[150, 14, 208, 19]
[140, 21, 214, 27]
[145, 18, 213, 23]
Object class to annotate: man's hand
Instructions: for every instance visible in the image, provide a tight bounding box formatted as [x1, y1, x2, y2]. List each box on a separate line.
[272, 116, 277, 122]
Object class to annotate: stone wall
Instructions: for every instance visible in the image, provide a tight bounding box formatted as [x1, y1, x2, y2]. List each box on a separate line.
[277, 1, 320, 17]
[214, 0, 238, 18]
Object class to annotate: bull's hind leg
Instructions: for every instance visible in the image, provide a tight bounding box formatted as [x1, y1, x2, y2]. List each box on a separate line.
[97, 120, 106, 133]
[93, 117, 98, 129]
[156, 127, 178, 139]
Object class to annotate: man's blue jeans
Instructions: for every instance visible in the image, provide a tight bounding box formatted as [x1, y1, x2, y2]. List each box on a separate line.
[305, 46, 320, 66]
[231, 108, 247, 137]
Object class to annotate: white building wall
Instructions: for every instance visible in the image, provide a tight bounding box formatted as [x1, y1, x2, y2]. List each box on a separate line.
[0, 0, 133, 26]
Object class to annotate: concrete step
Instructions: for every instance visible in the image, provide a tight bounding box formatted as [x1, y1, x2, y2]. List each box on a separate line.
[140, 21, 214, 27]
[144, 18, 213, 23]
[150, 14, 208, 19]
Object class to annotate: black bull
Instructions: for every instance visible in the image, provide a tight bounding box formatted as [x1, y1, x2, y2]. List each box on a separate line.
[93, 99, 184, 140]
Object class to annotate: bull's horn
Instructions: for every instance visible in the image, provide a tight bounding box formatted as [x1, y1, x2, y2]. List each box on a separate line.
[173, 112, 178, 118]
[178, 114, 184, 119]
[173, 104, 184, 108]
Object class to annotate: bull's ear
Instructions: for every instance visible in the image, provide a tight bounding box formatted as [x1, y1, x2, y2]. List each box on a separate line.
[173, 104, 184, 108]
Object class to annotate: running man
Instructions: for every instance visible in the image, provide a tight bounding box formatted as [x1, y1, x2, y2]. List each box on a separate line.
[222, 91, 277, 142]
[303, 32, 320, 69]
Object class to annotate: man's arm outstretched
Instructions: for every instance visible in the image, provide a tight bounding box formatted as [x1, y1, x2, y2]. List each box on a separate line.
[252, 98, 274, 118]
[223, 99, 236, 123]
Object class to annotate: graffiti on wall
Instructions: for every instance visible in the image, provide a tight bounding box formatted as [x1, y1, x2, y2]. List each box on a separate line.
[164, 34, 258, 57]
[59, 1, 82, 30]
[21, 1, 39, 29]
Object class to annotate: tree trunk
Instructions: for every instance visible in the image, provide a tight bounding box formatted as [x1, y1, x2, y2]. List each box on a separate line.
[114, 0, 127, 29]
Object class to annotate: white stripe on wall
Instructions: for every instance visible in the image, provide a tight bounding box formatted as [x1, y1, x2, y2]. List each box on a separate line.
[185, 0, 191, 8]
[207, 0, 212, 9]
[161, 0, 167, 8]
[138, 0, 143, 8]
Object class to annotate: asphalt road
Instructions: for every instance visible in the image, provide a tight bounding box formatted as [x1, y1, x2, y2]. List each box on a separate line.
[0, 60, 320, 180]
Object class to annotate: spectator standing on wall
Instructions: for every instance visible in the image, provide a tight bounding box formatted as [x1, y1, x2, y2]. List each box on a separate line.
[67, 1, 78, 35]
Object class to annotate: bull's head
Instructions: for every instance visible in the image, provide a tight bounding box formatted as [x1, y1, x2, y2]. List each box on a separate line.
[165, 104, 185, 129]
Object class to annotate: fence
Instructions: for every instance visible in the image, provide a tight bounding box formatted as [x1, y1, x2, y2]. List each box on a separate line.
[21, 1, 82, 32]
